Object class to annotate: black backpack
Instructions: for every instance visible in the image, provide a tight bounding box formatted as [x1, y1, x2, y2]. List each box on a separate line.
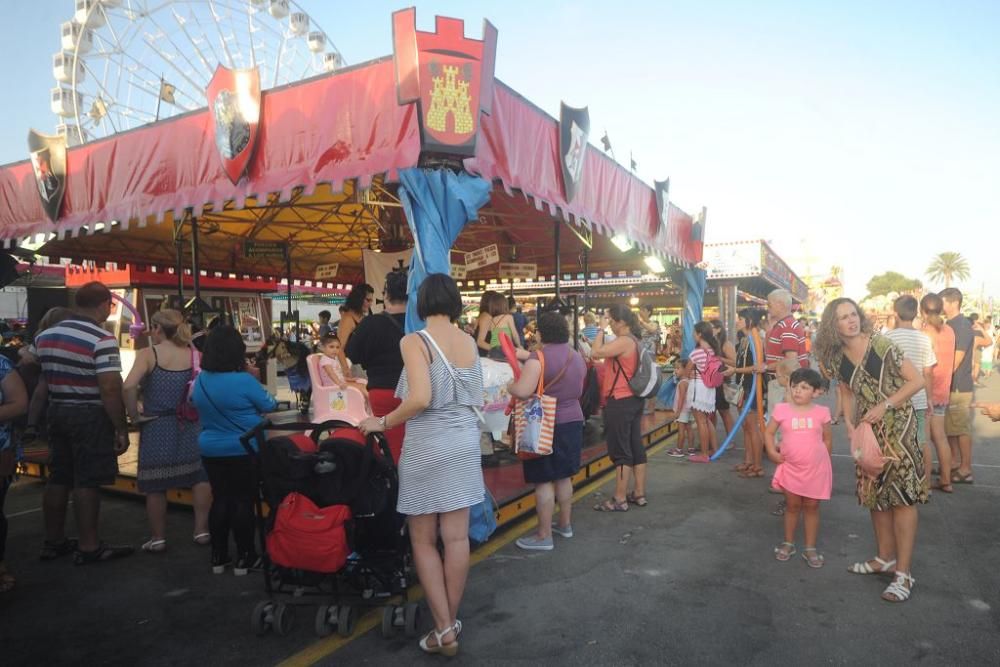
[579, 365, 600, 420]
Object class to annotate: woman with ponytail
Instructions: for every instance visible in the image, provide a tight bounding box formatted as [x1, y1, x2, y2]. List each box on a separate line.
[920, 293, 955, 492]
[686, 321, 723, 462]
[124, 309, 211, 553]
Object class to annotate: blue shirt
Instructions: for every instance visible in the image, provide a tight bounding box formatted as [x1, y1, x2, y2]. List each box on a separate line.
[191, 371, 278, 458]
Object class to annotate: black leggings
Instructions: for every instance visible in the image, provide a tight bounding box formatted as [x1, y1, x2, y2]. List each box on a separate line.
[201, 456, 257, 559]
[0, 478, 9, 562]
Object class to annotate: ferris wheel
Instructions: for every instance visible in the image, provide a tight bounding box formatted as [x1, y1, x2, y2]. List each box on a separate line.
[51, 0, 344, 146]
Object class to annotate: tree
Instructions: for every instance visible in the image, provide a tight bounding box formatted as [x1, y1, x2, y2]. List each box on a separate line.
[865, 271, 922, 299]
[926, 251, 971, 287]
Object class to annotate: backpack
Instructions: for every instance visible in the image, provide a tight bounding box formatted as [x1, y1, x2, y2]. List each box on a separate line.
[700, 350, 725, 389]
[613, 337, 662, 399]
[579, 364, 600, 420]
[266, 493, 352, 574]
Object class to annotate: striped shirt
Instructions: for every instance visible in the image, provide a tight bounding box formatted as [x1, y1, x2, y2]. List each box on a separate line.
[766, 316, 809, 368]
[36, 317, 121, 405]
[885, 328, 936, 410]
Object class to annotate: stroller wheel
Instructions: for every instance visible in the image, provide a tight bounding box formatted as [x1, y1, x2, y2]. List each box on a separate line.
[314, 605, 335, 637]
[274, 603, 295, 637]
[251, 600, 274, 636]
[337, 605, 357, 637]
[403, 602, 421, 638]
[381, 605, 397, 639]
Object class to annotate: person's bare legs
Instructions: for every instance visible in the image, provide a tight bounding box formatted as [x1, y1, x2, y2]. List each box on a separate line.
[867, 509, 896, 570]
[532, 482, 555, 540]
[439, 509, 471, 630]
[191, 481, 212, 537]
[956, 434, 973, 477]
[891, 505, 917, 574]
[783, 492, 802, 545]
[408, 514, 457, 646]
[612, 465, 632, 503]
[802, 498, 820, 547]
[42, 483, 70, 543]
[145, 492, 167, 540]
[554, 477, 573, 529]
[948, 435, 961, 469]
[719, 408, 734, 441]
[929, 415, 952, 488]
[693, 411, 712, 457]
[632, 463, 647, 499]
[73, 488, 101, 552]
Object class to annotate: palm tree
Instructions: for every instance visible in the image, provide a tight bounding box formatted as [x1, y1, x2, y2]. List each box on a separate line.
[926, 252, 970, 287]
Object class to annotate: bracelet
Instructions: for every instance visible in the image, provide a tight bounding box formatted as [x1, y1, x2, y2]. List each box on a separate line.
[379, 415, 387, 430]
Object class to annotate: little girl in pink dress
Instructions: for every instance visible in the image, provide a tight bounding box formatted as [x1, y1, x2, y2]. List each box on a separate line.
[764, 368, 832, 568]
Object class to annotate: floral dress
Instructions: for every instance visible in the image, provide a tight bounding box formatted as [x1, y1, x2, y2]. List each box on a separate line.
[835, 334, 927, 510]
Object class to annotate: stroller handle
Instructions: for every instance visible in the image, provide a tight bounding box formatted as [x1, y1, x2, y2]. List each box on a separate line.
[239, 418, 273, 456]
[308, 419, 395, 463]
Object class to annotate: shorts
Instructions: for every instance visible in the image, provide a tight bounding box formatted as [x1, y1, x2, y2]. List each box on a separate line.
[47, 403, 118, 488]
[675, 409, 692, 424]
[715, 386, 730, 411]
[914, 409, 927, 445]
[931, 404, 947, 418]
[604, 396, 646, 467]
[767, 379, 786, 422]
[945, 391, 973, 437]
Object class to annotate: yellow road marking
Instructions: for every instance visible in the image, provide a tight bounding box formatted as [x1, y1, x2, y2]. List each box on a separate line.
[277, 435, 675, 667]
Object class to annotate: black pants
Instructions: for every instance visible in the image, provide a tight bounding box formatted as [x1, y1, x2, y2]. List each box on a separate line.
[202, 456, 257, 559]
[0, 478, 9, 562]
[604, 396, 646, 467]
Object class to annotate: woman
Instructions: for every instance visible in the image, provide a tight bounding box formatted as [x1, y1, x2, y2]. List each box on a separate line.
[336, 283, 374, 377]
[920, 294, 955, 492]
[123, 310, 211, 552]
[476, 291, 526, 360]
[359, 274, 485, 657]
[591, 304, 647, 510]
[507, 312, 586, 550]
[346, 270, 408, 463]
[710, 319, 738, 441]
[685, 322, 723, 463]
[191, 326, 278, 576]
[730, 309, 767, 478]
[815, 298, 926, 602]
[0, 353, 28, 593]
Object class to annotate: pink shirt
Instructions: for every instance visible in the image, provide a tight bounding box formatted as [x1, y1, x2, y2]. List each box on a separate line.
[319, 354, 346, 387]
[770, 403, 832, 500]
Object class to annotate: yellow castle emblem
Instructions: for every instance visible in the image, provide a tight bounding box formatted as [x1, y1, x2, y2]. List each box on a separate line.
[426, 64, 474, 136]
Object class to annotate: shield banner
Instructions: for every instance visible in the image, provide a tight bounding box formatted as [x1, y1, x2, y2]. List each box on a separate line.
[654, 178, 670, 230]
[558, 103, 590, 203]
[27, 129, 67, 223]
[206, 65, 261, 184]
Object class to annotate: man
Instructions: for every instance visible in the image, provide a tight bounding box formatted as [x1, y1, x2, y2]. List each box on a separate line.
[758, 289, 808, 408]
[509, 296, 528, 347]
[941, 288, 975, 483]
[885, 295, 936, 486]
[30, 282, 133, 564]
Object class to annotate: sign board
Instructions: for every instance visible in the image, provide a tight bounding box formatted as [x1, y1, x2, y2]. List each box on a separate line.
[314, 263, 339, 280]
[464, 244, 499, 271]
[702, 243, 761, 279]
[450, 263, 467, 280]
[499, 263, 537, 280]
[244, 241, 287, 260]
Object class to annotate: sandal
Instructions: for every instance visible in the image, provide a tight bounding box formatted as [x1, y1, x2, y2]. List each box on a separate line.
[74, 542, 135, 566]
[881, 571, 915, 602]
[419, 623, 459, 656]
[732, 463, 752, 472]
[801, 547, 824, 568]
[931, 481, 954, 493]
[774, 542, 796, 561]
[594, 498, 629, 512]
[193, 532, 211, 546]
[626, 494, 648, 507]
[141, 538, 167, 553]
[847, 556, 896, 575]
[771, 501, 786, 516]
[739, 467, 764, 478]
[39, 538, 78, 561]
[951, 471, 974, 484]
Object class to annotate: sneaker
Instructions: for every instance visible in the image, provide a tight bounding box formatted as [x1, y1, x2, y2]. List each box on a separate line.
[515, 535, 554, 551]
[666, 447, 686, 458]
[211, 553, 232, 574]
[686, 447, 699, 454]
[551, 523, 574, 538]
[234, 554, 263, 576]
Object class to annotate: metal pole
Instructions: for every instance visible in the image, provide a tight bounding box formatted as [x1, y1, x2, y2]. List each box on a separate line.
[190, 215, 201, 303]
[284, 243, 293, 317]
[582, 248, 590, 312]
[174, 237, 184, 307]
[554, 222, 561, 304]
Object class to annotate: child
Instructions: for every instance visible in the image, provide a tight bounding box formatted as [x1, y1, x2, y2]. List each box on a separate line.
[764, 368, 832, 568]
[666, 358, 694, 457]
[318, 335, 369, 403]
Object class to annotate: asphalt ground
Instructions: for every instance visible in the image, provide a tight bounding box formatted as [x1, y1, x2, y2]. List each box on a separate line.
[2, 377, 1000, 666]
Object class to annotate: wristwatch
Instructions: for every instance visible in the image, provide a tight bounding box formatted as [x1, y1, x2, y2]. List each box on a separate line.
[378, 416, 387, 430]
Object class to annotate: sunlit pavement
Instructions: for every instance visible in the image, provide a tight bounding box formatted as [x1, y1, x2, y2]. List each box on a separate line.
[2, 377, 999, 665]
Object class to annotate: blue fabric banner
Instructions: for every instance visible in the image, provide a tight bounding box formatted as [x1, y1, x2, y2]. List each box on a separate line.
[398, 168, 492, 333]
[681, 267, 707, 356]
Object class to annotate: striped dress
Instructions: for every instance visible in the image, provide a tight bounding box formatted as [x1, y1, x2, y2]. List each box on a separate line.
[395, 331, 485, 515]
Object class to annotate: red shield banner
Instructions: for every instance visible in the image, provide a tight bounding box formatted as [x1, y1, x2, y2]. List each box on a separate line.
[206, 65, 261, 184]
[27, 129, 67, 223]
[393, 9, 498, 157]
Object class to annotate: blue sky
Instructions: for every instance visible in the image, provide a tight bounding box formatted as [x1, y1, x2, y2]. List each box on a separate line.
[2, 1, 998, 301]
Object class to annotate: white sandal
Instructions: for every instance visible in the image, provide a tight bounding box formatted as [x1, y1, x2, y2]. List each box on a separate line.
[847, 556, 895, 574]
[141, 538, 166, 553]
[882, 571, 915, 602]
[419, 623, 459, 656]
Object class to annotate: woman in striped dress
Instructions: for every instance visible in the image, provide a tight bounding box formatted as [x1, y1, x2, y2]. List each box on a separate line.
[360, 274, 485, 657]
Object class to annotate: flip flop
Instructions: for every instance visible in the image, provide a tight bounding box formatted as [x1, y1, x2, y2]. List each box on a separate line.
[193, 532, 211, 546]
[951, 472, 974, 485]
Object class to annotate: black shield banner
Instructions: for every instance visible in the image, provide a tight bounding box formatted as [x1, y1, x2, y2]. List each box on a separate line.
[654, 178, 670, 230]
[27, 129, 67, 223]
[559, 102, 590, 203]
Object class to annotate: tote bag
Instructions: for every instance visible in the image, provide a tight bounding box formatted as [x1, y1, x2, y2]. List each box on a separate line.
[514, 351, 570, 460]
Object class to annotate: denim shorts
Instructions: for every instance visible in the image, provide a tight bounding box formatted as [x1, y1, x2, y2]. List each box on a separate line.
[931, 404, 947, 418]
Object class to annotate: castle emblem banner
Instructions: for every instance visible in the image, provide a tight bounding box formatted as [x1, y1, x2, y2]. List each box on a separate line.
[27, 129, 67, 223]
[558, 103, 590, 203]
[206, 65, 261, 184]
[392, 9, 498, 157]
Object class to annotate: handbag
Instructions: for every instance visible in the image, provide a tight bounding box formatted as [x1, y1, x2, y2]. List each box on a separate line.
[468, 487, 498, 545]
[266, 492, 352, 574]
[176, 347, 201, 422]
[513, 351, 570, 460]
[723, 381, 744, 406]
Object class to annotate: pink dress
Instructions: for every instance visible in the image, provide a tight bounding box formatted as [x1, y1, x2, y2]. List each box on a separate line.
[770, 403, 832, 500]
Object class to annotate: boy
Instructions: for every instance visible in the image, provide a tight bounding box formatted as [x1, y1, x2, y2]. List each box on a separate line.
[318, 335, 369, 403]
